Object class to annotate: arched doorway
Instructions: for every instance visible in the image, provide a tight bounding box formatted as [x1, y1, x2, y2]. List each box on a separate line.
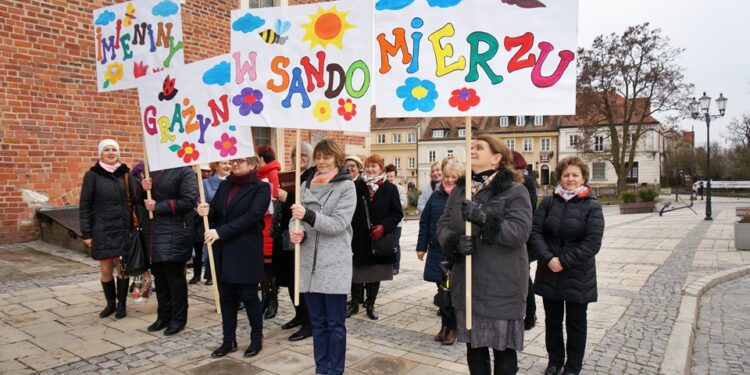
[541, 164, 550, 185]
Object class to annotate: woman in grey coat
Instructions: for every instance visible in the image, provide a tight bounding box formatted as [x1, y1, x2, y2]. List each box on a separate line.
[290, 139, 356, 375]
[437, 135, 532, 375]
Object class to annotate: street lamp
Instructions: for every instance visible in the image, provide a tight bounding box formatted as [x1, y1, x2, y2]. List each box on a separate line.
[689, 92, 728, 221]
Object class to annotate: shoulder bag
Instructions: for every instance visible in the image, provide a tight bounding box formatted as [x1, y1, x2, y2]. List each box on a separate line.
[121, 173, 150, 276]
[363, 195, 398, 257]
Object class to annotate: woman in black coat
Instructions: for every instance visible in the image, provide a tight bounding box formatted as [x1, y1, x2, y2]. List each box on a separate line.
[347, 154, 403, 320]
[511, 151, 539, 331]
[417, 158, 463, 345]
[531, 156, 604, 375]
[140, 166, 197, 336]
[198, 156, 270, 358]
[80, 139, 139, 320]
[271, 142, 315, 342]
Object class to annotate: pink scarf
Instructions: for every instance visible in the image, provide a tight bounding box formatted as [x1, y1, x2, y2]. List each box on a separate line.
[443, 181, 455, 195]
[311, 168, 339, 185]
[99, 161, 121, 173]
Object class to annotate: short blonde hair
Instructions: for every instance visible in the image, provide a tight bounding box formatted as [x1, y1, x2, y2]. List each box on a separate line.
[442, 158, 465, 178]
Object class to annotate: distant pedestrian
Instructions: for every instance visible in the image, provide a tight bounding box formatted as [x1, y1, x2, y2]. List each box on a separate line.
[417, 162, 443, 213]
[512, 151, 539, 331]
[698, 181, 704, 200]
[531, 156, 605, 375]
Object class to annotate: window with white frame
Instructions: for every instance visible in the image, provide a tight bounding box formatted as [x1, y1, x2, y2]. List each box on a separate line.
[594, 136, 604, 152]
[541, 138, 551, 151]
[394, 158, 401, 169]
[523, 138, 533, 152]
[392, 133, 401, 143]
[247, 0, 275, 7]
[408, 158, 415, 169]
[428, 150, 436, 162]
[432, 129, 445, 138]
[377, 134, 386, 144]
[592, 162, 606, 181]
[446, 149, 454, 157]
[569, 134, 579, 147]
[506, 139, 515, 151]
[534, 116, 544, 126]
[458, 128, 465, 137]
[499, 117, 509, 127]
[516, 116, 525, 127]
[407, 132, 416, 143]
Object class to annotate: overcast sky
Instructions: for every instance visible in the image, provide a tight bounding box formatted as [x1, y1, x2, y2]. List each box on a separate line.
[578, 0, 750, 147]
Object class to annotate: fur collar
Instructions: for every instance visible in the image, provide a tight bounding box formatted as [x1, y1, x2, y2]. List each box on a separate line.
[91, 162, 129, 177]
[457, 168, 516, 194]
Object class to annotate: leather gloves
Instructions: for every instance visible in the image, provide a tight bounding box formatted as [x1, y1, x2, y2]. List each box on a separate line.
[370, 225, 385, 240]
[461, 200, 487, 227]
[457, 235, 476, 256]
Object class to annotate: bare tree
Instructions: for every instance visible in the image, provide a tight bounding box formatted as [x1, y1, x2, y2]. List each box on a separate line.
[575, 23, 693, 192]
[724, 114, 750, 149]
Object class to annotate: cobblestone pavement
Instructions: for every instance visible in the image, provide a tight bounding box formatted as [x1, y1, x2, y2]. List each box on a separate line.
[691, 274, 750, 375]
[0, 196, 748, 374]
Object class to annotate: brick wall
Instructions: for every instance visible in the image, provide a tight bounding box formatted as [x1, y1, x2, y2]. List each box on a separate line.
[0, 0, 365, 244]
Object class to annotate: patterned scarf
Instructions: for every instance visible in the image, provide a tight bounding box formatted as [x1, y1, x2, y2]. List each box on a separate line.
[471, 169, 497, 195]
[554, 184, 590, 201]
[311, 168, 339, 185]
[364, 173, 386, 201]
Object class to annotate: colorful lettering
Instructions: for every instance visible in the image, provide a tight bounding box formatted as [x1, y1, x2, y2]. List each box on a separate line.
[115, 19, 122, 49]
[208, 94, 229, 126]
[267, 56, 290, 93]
[281, 67, 311, 109]
[133, 23, 147, 46]
[504, 32, 536, 73]
[157, 116, 175, 143]
[301, 51, 327, 92]
[143, 106, 157, 135]
[156, 22, 173, 48]
[530, 42, 574, 88]
[163, 36, 183, 68]
[428, 23, 465, 77]
[120, 34, 133, 61]
[345, 60, 370, 99]
[182, 98, 198, 134]
[196, 114, 211, 144]
[169, 103, 184, 133]
[100, 35, 116, 64]
[407, 17, 423, 74]
[377, 28, 412, 74]
[466, 31, 502, 84]
[233, 51, 257, 84]
[324, 63, 345, 98]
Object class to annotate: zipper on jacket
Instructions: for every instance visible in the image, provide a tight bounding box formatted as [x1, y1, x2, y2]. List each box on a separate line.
[311, 232, 320, 274]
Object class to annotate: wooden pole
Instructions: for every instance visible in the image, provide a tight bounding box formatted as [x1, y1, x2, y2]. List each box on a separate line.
[142, 146, 154, 220]
[294, 129, 301, 306]
[195, 167, 222, 315]
[464, 116, 472, 331]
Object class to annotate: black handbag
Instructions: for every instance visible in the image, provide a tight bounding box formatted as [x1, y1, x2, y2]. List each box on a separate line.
[363, 196, 398, 257]
[121, 174, 150, 276]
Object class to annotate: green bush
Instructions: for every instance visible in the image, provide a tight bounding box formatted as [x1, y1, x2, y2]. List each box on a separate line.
[638, 188, 658, 202]
[621, 191, 636, 203]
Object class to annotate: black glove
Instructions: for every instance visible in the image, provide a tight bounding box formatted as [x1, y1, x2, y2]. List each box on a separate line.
[442, 231, 461, 259]
[456, 235, 476, 256]
[461, 200, 487, 227]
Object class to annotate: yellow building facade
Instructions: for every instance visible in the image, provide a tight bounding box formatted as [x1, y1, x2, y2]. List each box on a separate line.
[370, 116, 425, 188]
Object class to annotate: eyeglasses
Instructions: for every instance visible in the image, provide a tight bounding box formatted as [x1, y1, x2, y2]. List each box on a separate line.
[229, 159, 246, 165]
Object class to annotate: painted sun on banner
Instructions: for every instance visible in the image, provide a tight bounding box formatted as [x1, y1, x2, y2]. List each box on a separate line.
[93, 0, 184, 92]
[230, 0, 373, 132]
[137, 55, 254, 171]
[374, 0, 578, 117]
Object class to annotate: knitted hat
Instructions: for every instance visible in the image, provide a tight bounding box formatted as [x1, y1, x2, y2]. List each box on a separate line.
[98, 139, 120, 156]
[345, 155, 363, 169]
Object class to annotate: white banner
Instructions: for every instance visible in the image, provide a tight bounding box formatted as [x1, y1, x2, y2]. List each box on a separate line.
[230, 0, 373, 132]
[137, 55, 254, 171]
[374, 0, 578, 117]
[93, 0, 184, 92]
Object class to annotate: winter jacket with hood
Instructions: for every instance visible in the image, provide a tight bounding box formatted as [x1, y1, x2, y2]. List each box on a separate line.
[416, 183, 450, 283]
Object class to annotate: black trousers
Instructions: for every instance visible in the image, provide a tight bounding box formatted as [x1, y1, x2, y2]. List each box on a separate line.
[288, 278, 311, 330]
[219, 282, 263, 343]
[151, 261, 188, 325]
[192, 241, 203, 276]
[543, 298, 588, 374]
[526, 275, 536, 321]
[466, 343, 518, 375]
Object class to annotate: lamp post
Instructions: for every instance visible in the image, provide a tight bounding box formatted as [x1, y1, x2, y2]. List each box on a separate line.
[689, 92, 728, 221]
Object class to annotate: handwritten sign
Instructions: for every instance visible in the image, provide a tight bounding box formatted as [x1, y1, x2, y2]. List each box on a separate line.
[230, 0, 373, 132]
[374, 0, 577, 117]
[137, 55, 254, 171]
[93, 0, 184, 92]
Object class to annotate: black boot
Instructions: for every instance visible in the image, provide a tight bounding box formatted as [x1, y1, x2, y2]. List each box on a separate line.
[115, 277, 129, 319]
[347, 283, 363, 318]
[189, 255, 202, 284]
[100, 280, 116, 318]
[264, 292, 278, 319]
[365, 282, 379, 320]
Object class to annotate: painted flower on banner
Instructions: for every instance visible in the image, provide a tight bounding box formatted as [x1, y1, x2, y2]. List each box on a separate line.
[312, 100, 332, 122]
[396, 77, 438, 112]
[103, 62, 124, 88]
[233, 87, 264, 116]
[337, 98, 357, 121]
[176, 141, 200, 163]
[214, 133, 238, 157]
[448, 87, 480, 112]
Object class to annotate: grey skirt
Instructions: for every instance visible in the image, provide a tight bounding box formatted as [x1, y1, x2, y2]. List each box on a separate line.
[352, 264, 393, 283]
[455, 312, 524, 351]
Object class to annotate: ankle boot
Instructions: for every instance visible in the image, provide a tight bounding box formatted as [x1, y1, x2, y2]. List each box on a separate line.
[435, 326, 447, 342]
[100, 280, 116, 318]
[189, 257, 201, 284]
[264, 293, 278, 319]
[115, 277, 129, 319]
[365, 283, 379, 320]
[347, 283, 364, 318]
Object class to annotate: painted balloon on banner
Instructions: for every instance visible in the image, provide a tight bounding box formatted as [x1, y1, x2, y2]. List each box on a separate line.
[93, 0, 184, 92]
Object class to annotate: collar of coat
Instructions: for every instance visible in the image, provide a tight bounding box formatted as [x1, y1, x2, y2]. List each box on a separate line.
[456, 168, 516, 195]
[91, 162, 130, 177]
[304, 167, 349, 187]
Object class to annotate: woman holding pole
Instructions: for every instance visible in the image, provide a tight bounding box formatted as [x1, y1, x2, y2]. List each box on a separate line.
[437, 135, 532, 374]
[197, 156, 270, 358]
[289, 139, 356, 375]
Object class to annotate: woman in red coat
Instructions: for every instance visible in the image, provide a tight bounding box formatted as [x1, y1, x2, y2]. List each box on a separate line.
[256, 145, 281, 319]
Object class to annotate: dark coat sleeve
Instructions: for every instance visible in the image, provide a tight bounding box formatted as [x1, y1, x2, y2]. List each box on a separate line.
[79, 171, 95, 239]
[416, 193, 433, 252]
[437, 188, 461, 262]
[559, 201, 604, 269]
[379, 184, 404, 234]
[530, 196, 554, 265]
[155, 168, 198, 216]
[216, 183, 271, 240]
[524, 175, 537, 215]
[482, 184, 532, 245]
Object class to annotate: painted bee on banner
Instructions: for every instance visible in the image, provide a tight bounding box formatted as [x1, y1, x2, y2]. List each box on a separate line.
[123, 3, 136, 27]
[258, 19, 291, 45]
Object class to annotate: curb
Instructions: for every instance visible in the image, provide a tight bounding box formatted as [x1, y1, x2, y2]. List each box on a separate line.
[660, 264, 750, 375]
